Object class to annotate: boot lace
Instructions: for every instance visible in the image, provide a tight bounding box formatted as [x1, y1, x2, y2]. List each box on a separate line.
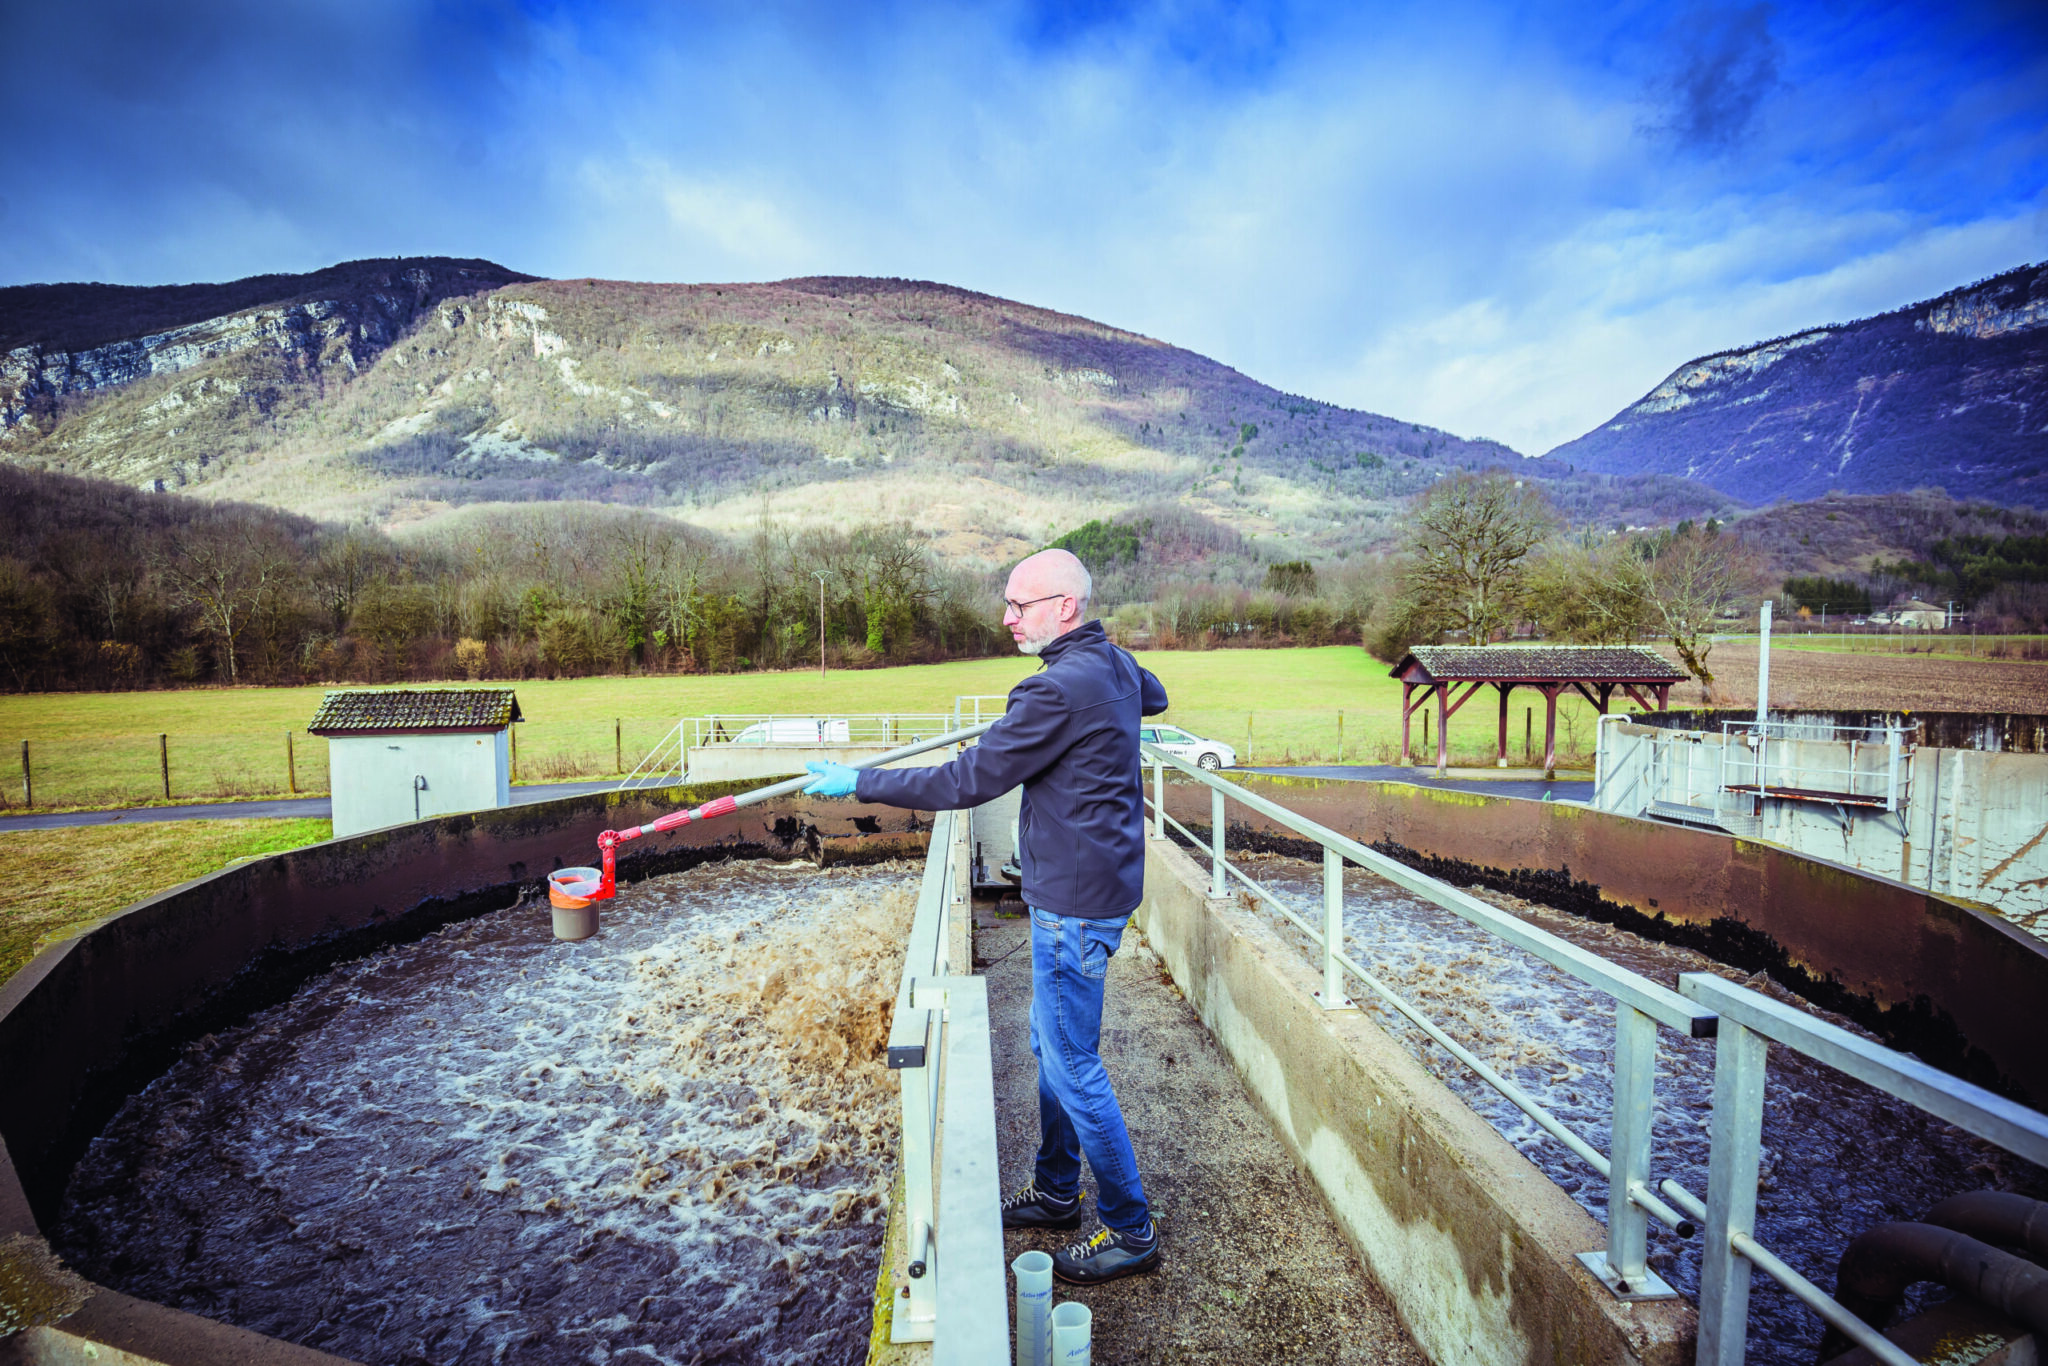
[1003, 1181, 1073, 1213]
[1062, 1227, 1117, 1261]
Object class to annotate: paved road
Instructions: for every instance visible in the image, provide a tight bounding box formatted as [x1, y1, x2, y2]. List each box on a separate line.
[1240, 764, 1594, 802]
[0, 780, 629, 833]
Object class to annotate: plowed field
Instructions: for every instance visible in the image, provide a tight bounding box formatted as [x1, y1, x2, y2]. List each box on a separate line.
[1664, 642, 2048, 714]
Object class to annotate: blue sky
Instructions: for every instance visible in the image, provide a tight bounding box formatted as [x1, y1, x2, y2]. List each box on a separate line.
[2, 0, 2043, 454]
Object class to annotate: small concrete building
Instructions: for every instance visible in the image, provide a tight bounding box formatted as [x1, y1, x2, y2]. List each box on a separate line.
[310, 688, 522, 838]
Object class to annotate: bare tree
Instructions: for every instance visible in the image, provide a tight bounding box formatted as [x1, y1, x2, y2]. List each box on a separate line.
[157, 522, 293, 683]
[1400, 473, 1555, 645]
[1644, 524, 1760, 686]
[1526, 534, 1654, 643]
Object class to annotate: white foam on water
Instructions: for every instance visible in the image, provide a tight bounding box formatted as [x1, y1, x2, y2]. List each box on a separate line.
[1233, 852, 2046, 1366]
[56, 858, 920, 1366]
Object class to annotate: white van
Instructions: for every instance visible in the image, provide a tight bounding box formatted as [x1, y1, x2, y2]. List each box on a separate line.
[1139, 724, 1237, 770]
[727, 718, 852, 745]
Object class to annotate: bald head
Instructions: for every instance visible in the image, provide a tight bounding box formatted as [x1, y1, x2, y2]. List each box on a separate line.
[1004, 548, 1094, 655]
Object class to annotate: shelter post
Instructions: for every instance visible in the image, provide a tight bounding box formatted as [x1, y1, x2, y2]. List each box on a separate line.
[1496, 684, 1512, 768]
[1435, 684, 1449, 775]
[1542, 684, 1561, 780]
[1400, 682, 1414, 764]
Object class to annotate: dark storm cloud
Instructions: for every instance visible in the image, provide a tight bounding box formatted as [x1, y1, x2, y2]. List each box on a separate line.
[1641, 2, 1784, 151]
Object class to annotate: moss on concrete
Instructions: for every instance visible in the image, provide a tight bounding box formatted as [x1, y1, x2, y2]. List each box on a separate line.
[0, 1233, 90, 1338]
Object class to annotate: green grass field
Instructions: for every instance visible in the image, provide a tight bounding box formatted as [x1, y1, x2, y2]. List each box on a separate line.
[0, 647, 1618, 811]
[0, 819, 332, 985]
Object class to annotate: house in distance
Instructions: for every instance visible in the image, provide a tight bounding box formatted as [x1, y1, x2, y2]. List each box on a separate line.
[309, 688, 523, 838]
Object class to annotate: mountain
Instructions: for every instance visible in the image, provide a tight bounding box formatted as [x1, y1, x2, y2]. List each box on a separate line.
[0, 259, 1732, 563]
[1544, 262, 2048, 507]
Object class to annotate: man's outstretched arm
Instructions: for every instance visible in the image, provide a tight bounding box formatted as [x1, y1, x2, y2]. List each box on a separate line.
[826, 675, 1065, 810]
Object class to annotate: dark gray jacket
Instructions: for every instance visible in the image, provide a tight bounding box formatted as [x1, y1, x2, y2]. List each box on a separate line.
[855, 621, 1168, 917]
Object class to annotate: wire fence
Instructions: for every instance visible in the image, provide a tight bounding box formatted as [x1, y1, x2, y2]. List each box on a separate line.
[1, 718, 700, 812]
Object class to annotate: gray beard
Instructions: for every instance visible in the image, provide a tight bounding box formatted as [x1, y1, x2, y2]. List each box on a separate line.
[1016, 628, 1056, 656]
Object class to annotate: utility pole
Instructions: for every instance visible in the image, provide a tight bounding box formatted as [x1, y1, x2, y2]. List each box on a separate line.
[813, 572, 828, 680]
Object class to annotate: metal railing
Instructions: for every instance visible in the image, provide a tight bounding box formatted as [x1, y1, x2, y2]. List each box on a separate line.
[1718, 720, 1912, 811]
[883, 807, 1008, 1361]
[688, 714, 955, 749]
[1141, 744, 2048, 1364]
[615, 718, 687, 791]
[951, 695, 1010, 727]
[1677, 972, 2048, 1365]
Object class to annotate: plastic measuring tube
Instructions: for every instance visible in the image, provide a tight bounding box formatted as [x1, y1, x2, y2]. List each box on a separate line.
[1011, 1250, 1053, 1366]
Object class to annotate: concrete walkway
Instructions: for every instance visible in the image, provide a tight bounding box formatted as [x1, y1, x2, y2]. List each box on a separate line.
[979, 900, 1425, 1365]
[0, 781, 627, 833]
[1242, 763, 1594, 801]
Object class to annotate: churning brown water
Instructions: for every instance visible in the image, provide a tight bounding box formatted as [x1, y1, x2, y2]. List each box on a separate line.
[55, 859, 918, 1366]
[1239, 852, 2047, 1366]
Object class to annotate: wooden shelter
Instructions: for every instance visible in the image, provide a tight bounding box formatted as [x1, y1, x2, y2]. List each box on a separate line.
[1387, 645, 1688, 777]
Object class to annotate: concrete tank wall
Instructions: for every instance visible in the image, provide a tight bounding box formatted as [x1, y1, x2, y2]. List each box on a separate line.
[1160, 775, 2048, 1108]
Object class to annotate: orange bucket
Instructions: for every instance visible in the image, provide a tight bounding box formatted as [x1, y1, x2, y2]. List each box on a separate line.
[547, 867, 603, 940]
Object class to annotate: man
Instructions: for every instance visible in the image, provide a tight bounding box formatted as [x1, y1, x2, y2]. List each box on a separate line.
[802, 547, 1168, 1284]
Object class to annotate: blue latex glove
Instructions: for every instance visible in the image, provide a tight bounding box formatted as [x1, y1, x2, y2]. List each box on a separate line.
[803, 761, 860, 797]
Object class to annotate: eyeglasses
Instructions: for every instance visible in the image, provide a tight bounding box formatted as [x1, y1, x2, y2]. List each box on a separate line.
[1002, 593, 1070, 617]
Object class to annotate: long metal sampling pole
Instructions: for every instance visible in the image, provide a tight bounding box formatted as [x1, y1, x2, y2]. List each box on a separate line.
[589, 721, 997, 897]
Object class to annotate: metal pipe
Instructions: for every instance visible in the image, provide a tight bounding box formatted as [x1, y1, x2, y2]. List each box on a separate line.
[1920, 1190, 2048, 1262]
[1823, 1221, 2048, 1354]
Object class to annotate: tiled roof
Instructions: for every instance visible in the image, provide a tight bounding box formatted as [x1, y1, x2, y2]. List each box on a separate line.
[1393, 645, 1688, 683]
[308, 688, 523, 734]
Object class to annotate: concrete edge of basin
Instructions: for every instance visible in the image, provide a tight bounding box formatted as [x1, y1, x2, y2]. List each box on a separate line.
[1138, 835, 1694, 1366]
[0, 784, 932, 1365]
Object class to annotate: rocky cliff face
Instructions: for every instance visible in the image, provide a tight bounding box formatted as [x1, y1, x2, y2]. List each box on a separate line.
[1544, 262, 2048, 506]
[0, 260, 528, 448]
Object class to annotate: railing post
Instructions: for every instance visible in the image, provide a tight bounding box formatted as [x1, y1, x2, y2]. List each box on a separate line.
[1697, 1018, 1770, 1365]
[1320, 847, 1351, 1009]
[1152, 760, 1165, 840]
[1604, 1004, 1664, 1294]
[1210, 783, 1227, 899]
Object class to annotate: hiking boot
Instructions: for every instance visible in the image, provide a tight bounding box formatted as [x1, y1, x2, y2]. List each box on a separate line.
[1052, 1221, 1162, 1284]
[1001, 1181, 1082, 1230]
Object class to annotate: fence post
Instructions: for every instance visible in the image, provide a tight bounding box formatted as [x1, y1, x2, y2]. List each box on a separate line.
[1152, 760, 1164, 840]
[19, 741, 29, 808]
[159, 733, 170, 800]
[615, 718, 622, 775]
[1525, 707, 1532, 764]
[1245, 712, 1254, 766]
[1210, 784, 1227, 899]
[1336, 710, 1344, 764]
[286, 731, 297, 795]
[1697, 1018, 1770, 1365]
[1604, 1004, 1657, 1290]
[1320, 847, 1351, 1009]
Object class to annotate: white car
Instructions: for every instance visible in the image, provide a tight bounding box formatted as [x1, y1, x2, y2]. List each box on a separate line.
[727, 718, 851, 745]
[1140, 724, 1237, 770]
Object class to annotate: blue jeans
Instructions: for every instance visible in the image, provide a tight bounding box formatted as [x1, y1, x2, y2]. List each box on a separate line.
[1028, 905, 1150, 1235]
